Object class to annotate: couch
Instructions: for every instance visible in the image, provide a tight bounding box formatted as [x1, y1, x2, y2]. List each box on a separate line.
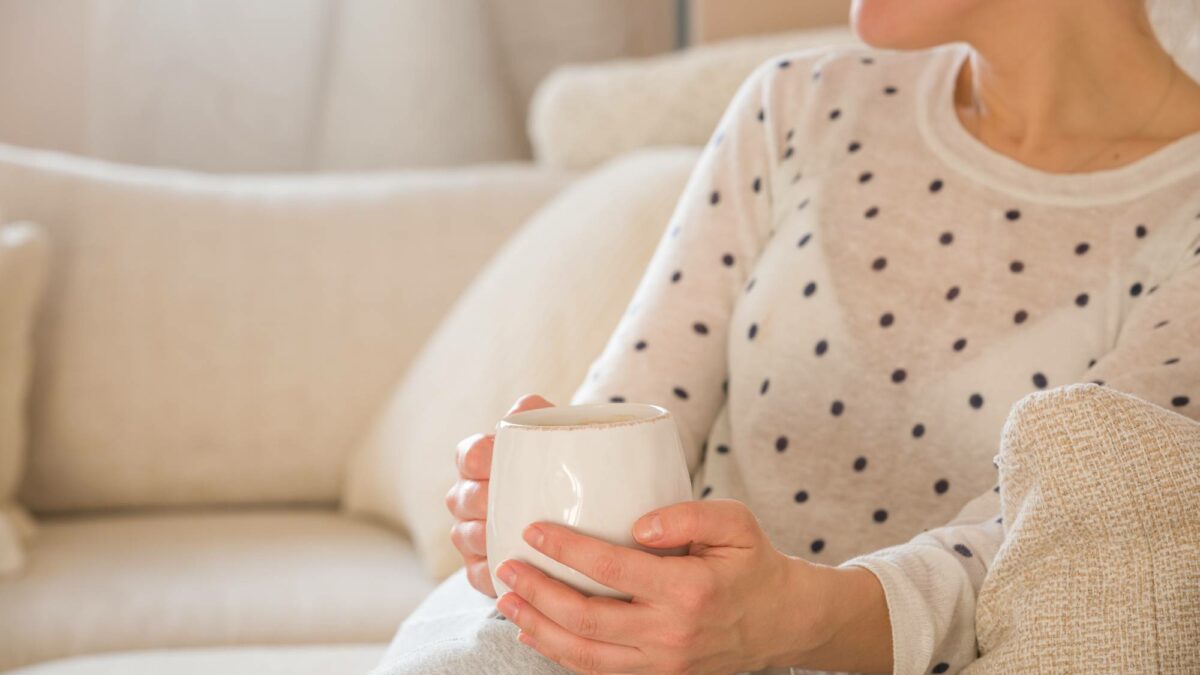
[0, 26, 860, 674]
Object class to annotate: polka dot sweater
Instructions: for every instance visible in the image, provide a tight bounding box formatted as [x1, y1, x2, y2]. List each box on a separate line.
[570, 44, 1200, 674]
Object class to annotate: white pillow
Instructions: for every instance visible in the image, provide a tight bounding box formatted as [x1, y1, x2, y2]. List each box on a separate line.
[343, 149, 700, 578]
[529, 28, 860, 170]
[0, 221, 48, 575]
[0, 143, 568, 513]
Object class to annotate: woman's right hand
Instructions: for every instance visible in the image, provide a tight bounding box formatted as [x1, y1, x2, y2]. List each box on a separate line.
[447, 394, 555, 597]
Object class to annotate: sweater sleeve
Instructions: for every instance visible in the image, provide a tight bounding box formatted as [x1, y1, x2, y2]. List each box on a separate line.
[569, 59, 783, 475]
[841, 224, 1200, 675]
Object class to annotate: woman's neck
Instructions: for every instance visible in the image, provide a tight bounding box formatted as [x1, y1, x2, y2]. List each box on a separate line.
[953, 0, 1200, 173]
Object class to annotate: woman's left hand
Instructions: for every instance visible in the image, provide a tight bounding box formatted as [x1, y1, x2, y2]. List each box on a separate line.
[493, 498, 851, 674]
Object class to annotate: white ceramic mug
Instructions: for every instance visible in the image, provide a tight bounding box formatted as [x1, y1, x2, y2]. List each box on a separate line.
[487, 402, 693, 600]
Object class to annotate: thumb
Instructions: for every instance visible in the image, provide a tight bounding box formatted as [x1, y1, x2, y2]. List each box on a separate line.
[632, 499, 760, 550]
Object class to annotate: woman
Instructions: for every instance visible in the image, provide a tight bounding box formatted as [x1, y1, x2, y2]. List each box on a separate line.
[390, 0, 1200, 672]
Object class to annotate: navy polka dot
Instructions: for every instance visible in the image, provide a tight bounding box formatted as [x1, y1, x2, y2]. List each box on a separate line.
[953, 544, 973, 558]
[848, 141, 861, 153]
[1075, 293, 1089, 307]
[872, 256, 887, 271]
[1005, 209, 1021, 221]
[710, 191, 720, 205]
[716, 444, 729, 455]
[829, 108, 842, 120]
[815, 339, 829, 356]
[865, 206, 879, 218]
[701, 486, 713, 498]
[810, 539, 825, 553]
[609, 395, 625, 403]
[853, 456, 867, 471]
[673, 387, 689, 400]
[934, 479, 949, 494]
[748, 323, 758, 340]
[929, 179, 943, 192]
[946, 286, 960, 301]
[891, 369, 907, 383]
[1014, 309, 1029, 324]
[1075, 242, 1090, 255]
[804, 281, 818, 297]
[873, 509, 888, 523]
[635, 340, 647, 351]
[693, 322, 709, 335]
[969, 393, 984, 409]
[1032, 372, 1048, 388]
[1135, 224, 1148, 238]
[775, 436, 788, 452]
[798, 233, 812, 247]
[1130, 282, 1144, 297]
[884, 86, 898, 95]
[832, 400, 845, 416]
[671, 270, 682, 283]
[722, 253, 735, 267]
[794, 490, 809, 503]
[933, 663, 950, 673]
[880, 312, 895, 327]
[752, 177, 762, 193]
[953, 338, 967, 352]
[939, 231, 954, 245]
[761, 379, 770, 395]
[912, 423, 926, 438]
[1172, 396, 1190, 407]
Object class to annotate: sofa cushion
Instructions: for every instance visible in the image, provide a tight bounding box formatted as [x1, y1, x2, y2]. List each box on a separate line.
[965, 384, 1200, 672]
[0, 221, 49, 576]
[0, 510, 434, 671]
[7, 645, 386, 675]
[0, 143, 570, 513]
[529, 27, 860, 169]
[343, 148, 701, 578]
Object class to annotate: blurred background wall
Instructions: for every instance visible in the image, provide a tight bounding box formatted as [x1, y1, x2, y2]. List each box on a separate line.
[0, 0, 849, 173]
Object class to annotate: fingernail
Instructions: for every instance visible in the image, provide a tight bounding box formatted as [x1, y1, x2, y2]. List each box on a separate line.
[497, 593, 521, 620]
[523, 524, 545, 549]
[518, 631, 537, 649]
[636, 514, 663, 541]
[497, 561, 517, 587]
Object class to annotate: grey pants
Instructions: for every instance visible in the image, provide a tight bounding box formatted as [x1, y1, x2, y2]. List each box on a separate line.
[371, 569, 820, 674]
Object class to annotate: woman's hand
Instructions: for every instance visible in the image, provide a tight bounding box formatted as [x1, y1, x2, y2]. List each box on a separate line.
[493, 499, 894, 674]
[446, 394, 555, 597]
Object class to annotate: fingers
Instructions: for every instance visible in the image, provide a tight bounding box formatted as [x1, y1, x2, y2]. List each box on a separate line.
[456, 433, 493, 481]
[451, 519, 487, 557]
[496, 559, 649, 644]
[632, 498, 759, 550]
[456, 393, 555, 481]
[497, 592, 646, 674]
[524, 523, 669, 598]
[465, 556, 497, 597]
[445, 478, 488, 520]
[506, 394, 555, 416]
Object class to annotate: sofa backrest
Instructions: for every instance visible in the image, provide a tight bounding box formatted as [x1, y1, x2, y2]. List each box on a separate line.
[0, 143, 569, 513]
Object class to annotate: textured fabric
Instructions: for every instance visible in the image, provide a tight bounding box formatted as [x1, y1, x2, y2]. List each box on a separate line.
[559, 44, 1200, 674]
[0, 221, 48, 576]
[0, 510, 434, 671]
[961, 384, 1200, 673]
[372, 570, 797, 675]
[7, 645, 386, 675]
[371, 569, 567, 675]
[343, 149, 699, 577]
[0, 143, 569, 512]
[529, 28, 860, 170]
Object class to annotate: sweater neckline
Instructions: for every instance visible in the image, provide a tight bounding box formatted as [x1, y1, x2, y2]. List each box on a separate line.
[916, 43, 1200, 207]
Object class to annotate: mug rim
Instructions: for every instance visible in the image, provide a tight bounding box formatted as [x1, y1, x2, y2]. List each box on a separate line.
[499, 402, 670, 431]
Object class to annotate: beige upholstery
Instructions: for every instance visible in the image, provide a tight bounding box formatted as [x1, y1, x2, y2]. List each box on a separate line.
[966, 384, 1200, 672]
[344, 149, 701, 578]
[0, 143, 570, 513]
[7, 645, 385, 675]
[0, 0, 674, 172]
[0, 510, 433, 671]
[0, 221, 48, 576]
[529, 27, 859, 170]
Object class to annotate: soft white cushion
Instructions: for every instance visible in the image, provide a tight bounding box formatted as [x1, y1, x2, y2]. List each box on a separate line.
[7, 644, 386, 675]
[0, 221, 48, 576]
[529, 27, 860, 169]
[0, 143, 569, 513]
[343, 148, 701, 578]
[0, 510, 433, 671]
